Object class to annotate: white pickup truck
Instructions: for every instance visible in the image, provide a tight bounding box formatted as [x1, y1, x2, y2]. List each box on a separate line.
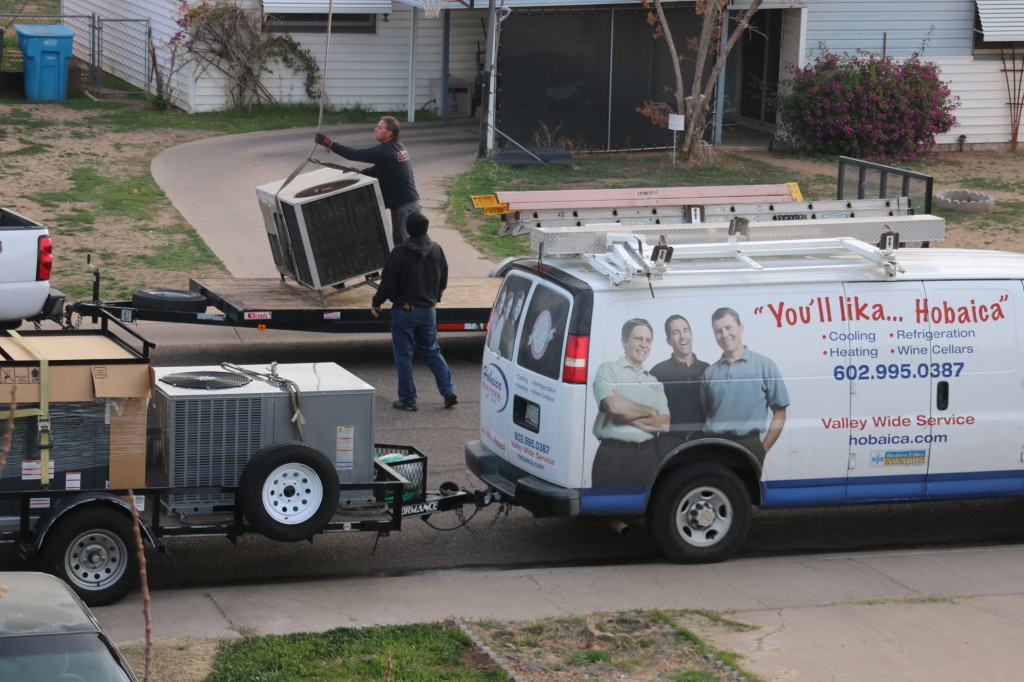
[0, 208, 63, 329]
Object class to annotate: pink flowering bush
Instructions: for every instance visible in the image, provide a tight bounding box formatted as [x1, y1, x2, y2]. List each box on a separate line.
[773, 50, 959, 161]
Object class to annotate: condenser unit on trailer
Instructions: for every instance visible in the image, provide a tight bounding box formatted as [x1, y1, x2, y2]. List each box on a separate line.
[148, 363, 376, 515]
[256, 167, 390, 290]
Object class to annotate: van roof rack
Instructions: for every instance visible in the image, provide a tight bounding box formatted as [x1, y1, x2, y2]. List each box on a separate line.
[530, 214, 943, 256]
[580, 233, 904, 285]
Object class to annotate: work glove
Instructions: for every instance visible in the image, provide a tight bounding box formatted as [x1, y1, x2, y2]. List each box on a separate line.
[315, 133, 333, 149]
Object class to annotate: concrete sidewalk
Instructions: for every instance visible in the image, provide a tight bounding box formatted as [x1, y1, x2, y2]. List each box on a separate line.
[95, 545, 1024, 681]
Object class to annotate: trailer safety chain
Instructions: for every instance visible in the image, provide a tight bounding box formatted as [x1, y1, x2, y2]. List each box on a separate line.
[427, 501, 511, 537]
[220, 362, 307, 442]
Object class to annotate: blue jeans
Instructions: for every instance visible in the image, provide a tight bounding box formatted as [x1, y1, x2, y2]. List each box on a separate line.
[390, 202, 421, 245]
[391, 306, 455, 404]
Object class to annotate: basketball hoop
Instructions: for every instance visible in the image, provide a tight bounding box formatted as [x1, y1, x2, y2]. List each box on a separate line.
[422, 0, 446, 18]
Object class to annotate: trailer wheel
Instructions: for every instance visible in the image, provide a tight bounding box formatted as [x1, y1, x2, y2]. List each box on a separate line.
[131, 287, 208, 313]
[40, 507, 140, 607]
[239, 442, 341, 542]
[647, 463, 751, 564]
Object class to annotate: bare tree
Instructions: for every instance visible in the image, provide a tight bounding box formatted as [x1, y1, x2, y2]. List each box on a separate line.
[640, 0, 764, 163]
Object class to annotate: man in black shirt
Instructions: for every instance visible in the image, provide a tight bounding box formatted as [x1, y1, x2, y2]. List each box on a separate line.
[371, 212, 457, 411]
[650, 314, 709, 439]
[315, 116, 421, 245]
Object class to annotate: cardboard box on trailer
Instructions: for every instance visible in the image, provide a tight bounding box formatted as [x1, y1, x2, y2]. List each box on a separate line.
[0, 331, 151, 495]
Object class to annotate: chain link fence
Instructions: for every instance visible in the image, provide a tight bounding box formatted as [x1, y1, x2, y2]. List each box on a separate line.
[1, 12, 151, 97]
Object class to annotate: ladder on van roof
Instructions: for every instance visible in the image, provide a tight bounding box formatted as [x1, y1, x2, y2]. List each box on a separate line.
[472, 182, 804, 236]
[574, 231, 905, 285]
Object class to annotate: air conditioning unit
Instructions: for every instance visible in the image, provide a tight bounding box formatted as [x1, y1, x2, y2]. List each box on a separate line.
[256, 167, 391, 290]
[148, 363, 376, 515]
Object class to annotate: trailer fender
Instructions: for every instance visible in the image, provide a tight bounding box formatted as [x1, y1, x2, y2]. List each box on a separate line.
[32, 492, 156, 552]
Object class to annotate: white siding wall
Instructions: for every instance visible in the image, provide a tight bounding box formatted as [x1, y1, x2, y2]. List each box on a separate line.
[804, 0, 975, 57]
[932, 56, 1013, 146]
[258, 6, 484, 113]
[64, 0, 483, 114]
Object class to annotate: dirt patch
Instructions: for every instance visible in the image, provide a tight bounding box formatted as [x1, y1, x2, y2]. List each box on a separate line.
[0, 98, 222, 299]
[118, 637, 229, 682]
[466, 611, 733, 681]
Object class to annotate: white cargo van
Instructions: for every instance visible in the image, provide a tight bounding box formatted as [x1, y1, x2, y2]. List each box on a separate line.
[466, 230, 1024, 563]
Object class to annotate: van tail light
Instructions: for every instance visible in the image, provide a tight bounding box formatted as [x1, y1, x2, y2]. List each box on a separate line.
[563, 333, 590, 384]
[37, 236, 53, 281]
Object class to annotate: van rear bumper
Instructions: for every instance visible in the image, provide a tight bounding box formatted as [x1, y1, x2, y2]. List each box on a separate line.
[465, 440, 580, 517]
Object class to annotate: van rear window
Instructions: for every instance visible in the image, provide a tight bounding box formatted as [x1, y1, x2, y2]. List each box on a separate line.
[486, 275, 533, 360]
[516, 283, 571, 379]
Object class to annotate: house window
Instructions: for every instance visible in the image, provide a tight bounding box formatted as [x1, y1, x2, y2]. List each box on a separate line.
[974, 5, 1024, 55]
[265, 13, 376, 34]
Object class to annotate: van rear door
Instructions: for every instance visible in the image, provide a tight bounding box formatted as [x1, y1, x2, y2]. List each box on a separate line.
[479, 270, 583, 488]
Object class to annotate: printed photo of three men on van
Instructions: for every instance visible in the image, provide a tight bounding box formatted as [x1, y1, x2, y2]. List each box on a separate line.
[590, 308, 789, 488]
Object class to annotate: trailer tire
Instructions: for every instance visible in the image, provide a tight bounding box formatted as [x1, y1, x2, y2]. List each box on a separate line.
[239, 442, 340, 542]
[647, 463, 751, 564]
[40, 507, 139, 607]
[131, 287, 208, 313]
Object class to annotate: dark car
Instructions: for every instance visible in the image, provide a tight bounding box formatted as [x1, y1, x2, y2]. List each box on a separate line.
[0, 572, 138, 681]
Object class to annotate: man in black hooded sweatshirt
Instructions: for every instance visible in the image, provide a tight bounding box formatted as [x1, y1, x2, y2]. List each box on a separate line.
[371, 212, 458, 412]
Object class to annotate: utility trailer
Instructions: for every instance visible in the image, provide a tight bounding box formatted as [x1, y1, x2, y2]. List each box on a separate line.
[0, 320, 498, 607]
[74, 274, 500, 334]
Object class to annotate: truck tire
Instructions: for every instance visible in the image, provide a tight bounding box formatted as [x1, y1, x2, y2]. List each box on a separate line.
[647, 462, 751, 564]
[39, 507, 140, 607]
[131, 287, 208, 313]
[239, 442, 341, 542]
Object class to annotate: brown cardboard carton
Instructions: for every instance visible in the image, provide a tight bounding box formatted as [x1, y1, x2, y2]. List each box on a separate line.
[0, 331, 151, 491]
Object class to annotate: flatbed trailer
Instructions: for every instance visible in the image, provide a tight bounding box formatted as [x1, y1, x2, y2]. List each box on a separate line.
[0, 321, 501, 607]
[67, 275, 501, 334]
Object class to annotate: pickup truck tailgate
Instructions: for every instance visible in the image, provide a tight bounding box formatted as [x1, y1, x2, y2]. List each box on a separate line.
[0, 208, 52, 325]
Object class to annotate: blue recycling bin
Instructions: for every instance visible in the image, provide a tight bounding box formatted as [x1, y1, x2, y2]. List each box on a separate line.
[14, 24, 75, 102]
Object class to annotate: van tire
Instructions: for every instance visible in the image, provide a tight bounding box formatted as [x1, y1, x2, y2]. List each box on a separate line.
[239, 442, 340, 542]
[39, 507, 140, 607]
[131, 287, 208, 313]
[647, 463, 751, 563]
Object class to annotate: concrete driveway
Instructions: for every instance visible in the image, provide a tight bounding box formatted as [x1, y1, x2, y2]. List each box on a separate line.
[151, 120, 495, 279]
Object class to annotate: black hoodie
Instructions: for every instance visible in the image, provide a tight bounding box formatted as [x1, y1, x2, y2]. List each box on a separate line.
[371, 235, 448, 309]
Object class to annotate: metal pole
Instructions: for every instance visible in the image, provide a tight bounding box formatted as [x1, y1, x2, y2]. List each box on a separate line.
[441, 9, 450, 117]
[477, 0, 497, 158]
[606, 9, 614, 151]
[408, 9, 418, 122]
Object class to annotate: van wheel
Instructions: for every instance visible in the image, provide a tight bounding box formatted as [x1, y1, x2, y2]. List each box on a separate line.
[40, 507, 140, 607]
[647, 463, 751, 563]
[131, 287, 208, 313]
[239, 442, 340, 542]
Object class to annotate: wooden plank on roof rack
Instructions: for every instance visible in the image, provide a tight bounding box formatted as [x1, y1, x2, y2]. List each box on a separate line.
[496, 183, 801, 210]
